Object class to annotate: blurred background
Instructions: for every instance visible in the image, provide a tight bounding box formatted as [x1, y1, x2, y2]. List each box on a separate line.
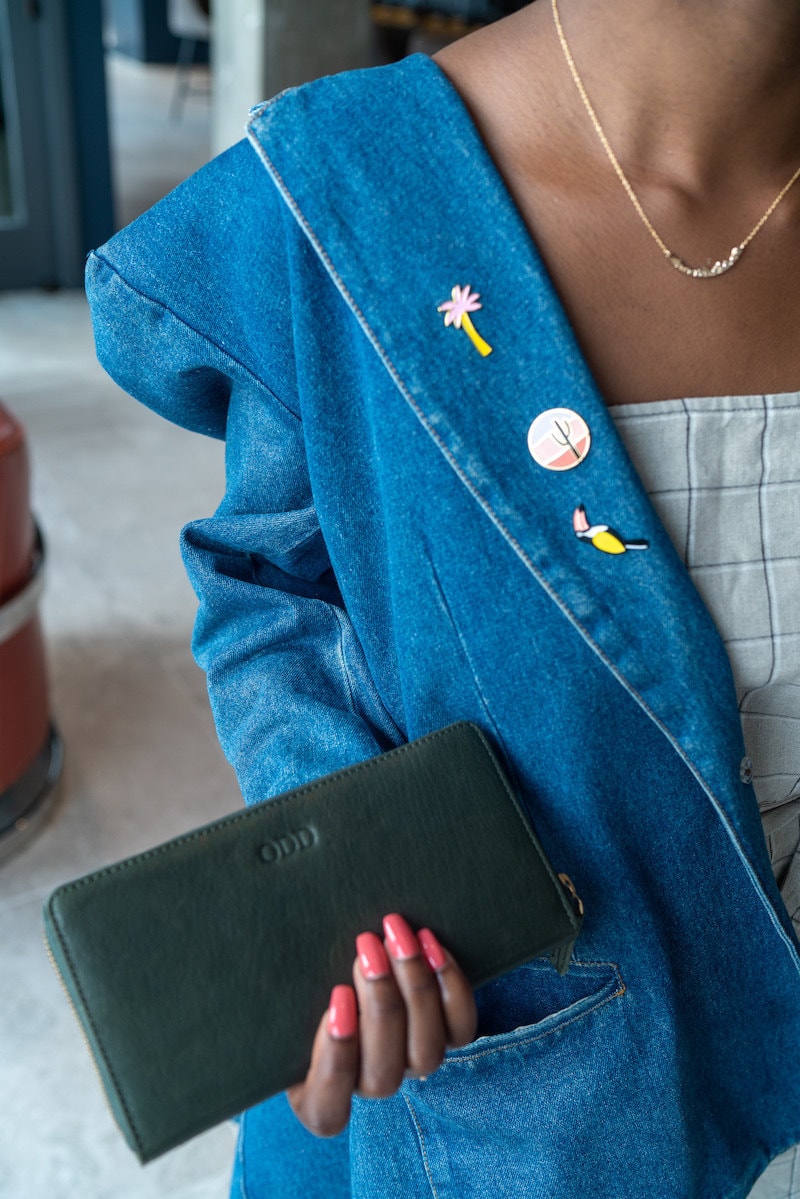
[0, 2, 526, 1195]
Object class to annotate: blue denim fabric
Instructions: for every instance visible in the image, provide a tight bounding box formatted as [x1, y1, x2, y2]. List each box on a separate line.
[86, 54, 800, 1199]
[230, 1094, 350, 1199]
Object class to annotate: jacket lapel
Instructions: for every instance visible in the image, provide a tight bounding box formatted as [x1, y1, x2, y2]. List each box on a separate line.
[246, 55, 767, 864]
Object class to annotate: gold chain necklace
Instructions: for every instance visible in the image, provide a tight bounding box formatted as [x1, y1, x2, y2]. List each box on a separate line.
[551, 0, 800, 278]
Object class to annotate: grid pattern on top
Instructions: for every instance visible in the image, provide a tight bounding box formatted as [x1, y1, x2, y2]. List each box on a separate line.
[611, 393, 800, 934]
[747, 1143, 800, 1199]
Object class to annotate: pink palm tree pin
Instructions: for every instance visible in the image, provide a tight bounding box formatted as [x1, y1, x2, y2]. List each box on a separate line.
[437, 285, 493, 357]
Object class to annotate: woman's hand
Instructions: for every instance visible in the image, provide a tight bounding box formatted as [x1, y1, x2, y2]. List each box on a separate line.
[287, 914, 477, 1137]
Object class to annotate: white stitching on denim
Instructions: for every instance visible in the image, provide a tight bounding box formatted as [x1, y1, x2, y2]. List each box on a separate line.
[403, 1093, 441, 1199]
[245, 124, 800, 982]
[398, 965, 625, 1196]
[441, 962, 626, 1066]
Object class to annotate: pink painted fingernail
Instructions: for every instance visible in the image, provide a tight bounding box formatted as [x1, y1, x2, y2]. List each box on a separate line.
[382, 913, 419, 961]
[328, 985, 357, 1039]
[356, 931, 390, 980]
[418, 928, 447, 972]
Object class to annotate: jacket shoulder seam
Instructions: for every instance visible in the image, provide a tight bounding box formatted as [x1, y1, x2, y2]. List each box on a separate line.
[89, 250, 301, 424]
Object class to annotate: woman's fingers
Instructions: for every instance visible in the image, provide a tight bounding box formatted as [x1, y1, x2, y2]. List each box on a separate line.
[289, 918, 479, 1138]
[287, 985, 359, 1137]
[353, 919, 447, 1090]
[352, 930, 409, 1096]
[353, 916, 477, 1092]
[382, 915, 448, 1077]
[418, 928, 478, 1049]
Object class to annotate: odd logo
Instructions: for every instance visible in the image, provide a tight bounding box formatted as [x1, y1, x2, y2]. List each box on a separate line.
[259, 826, 316, 864]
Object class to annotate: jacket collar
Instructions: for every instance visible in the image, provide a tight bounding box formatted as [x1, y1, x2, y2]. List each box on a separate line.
[246, 55, 767, 864]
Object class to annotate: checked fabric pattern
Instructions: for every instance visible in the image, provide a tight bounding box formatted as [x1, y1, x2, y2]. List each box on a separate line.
[611, 393, 800, 933]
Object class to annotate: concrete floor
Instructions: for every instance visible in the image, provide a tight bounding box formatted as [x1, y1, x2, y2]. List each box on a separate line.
[0, 55, 241, 1199]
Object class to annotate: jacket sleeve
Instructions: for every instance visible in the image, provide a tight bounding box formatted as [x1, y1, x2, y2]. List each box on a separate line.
[85, 143, 402, 805]
[180, 374, 404, 804]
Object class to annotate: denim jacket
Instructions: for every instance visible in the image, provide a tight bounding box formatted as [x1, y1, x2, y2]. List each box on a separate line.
[86, 54, 800, 1199]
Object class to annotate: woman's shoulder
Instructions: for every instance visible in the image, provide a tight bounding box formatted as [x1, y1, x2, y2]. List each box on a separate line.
[85, 136, 304, 437]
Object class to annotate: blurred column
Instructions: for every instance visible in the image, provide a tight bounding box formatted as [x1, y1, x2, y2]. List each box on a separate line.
[0, 0, 112, 289]
[212, 0, 370, 155]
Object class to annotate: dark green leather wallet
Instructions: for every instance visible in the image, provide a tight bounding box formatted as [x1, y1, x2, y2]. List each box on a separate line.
[43, 722, 583, 1163]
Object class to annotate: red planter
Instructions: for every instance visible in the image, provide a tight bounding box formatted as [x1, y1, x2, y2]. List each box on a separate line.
[0, 404, 63, 859]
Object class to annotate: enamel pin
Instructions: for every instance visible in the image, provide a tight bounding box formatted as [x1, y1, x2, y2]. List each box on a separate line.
[437, 285, 493, 357]
[527, 408, 591, 470]
[573, 505, 649, 555]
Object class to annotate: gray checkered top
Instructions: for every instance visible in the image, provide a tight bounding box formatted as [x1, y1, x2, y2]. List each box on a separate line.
[611, 393, 800, 929]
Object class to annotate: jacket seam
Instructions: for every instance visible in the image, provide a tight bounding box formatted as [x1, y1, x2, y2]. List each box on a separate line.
[424, 544, 512, 775]
[327, 603, 404, 744]
[441, 962, 626, 1066]
[89, 251, 302, 424]
[402, 1094, 441, 1199]
[329, 603, 359, 716]
[245, 130, 800, 981]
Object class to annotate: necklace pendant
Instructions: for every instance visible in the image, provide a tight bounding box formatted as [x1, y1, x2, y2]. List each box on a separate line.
[667, 245, 742, 279]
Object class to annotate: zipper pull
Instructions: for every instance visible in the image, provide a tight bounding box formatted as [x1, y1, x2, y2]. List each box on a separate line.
[549, 874, 585, 975]
[558, 872, 584, 918]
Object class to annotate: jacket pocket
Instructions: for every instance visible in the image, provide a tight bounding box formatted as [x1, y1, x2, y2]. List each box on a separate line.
[400, 959, 629, 1199]
[452, 956, 625, 1061]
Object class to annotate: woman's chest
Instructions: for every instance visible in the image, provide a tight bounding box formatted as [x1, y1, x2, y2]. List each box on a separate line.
[436, 46, 800, 407]
[504, 170, 800, 406]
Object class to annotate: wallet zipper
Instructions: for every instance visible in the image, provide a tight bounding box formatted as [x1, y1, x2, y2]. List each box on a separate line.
[558, 873, 585, 918]
[550, 874, 585, 974]
[42, 931, 119, 1125]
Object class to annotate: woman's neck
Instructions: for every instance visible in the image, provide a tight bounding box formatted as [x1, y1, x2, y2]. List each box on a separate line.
[544, 0, 800, 193]
[433, 0, 800, 405]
